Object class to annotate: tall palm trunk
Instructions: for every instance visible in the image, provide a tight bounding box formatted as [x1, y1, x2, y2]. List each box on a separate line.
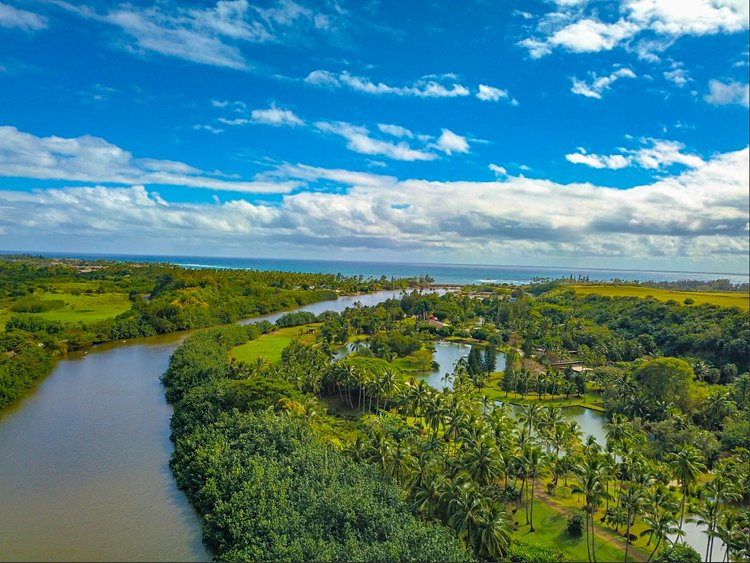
[591, 512, 597, 563]
[529, 474, 536, 531]
[585, 513, 592, 562]
[678, 486, 687, 535]
[648, 534, 662, 562]
[624, 508, 632, 563]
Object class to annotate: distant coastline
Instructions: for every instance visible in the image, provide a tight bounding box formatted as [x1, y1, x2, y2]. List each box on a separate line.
[2, 250, 748, 286]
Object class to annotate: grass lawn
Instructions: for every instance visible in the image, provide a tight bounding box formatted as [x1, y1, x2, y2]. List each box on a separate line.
[548, 483, 654, 560]
[515, 498, 628, 562]
[0, 290, 132, 328]
[230, 324, 319, 364]
[572, 285, 749, 311]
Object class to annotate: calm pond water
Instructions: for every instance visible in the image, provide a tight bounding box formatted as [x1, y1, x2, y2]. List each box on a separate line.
[0, 290, 406, 562]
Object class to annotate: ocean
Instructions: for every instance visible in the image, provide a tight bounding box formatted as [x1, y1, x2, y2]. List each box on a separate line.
[15, 252, 750, 286]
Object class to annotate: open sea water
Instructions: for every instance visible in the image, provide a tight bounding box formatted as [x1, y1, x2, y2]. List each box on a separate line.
[17, 252, 750, 285]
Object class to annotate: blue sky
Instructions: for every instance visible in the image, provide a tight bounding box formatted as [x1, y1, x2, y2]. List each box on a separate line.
[0, 0, 748, 273]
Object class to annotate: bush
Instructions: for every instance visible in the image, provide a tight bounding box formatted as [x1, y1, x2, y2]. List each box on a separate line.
[507, 539, 568, 562]
[567, 510, 584, 537]
[654, 543, 701, 563]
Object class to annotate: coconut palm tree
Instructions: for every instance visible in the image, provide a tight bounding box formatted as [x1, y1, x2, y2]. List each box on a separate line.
[474, 503, 513, 561]
[639, 510, 682, 562]
[521, 443, 547, 532]
[463, 437, 502, 488]
[620, 484, 644, 563]
[573, 456, 607, 562]
[667, 446, 706, 535]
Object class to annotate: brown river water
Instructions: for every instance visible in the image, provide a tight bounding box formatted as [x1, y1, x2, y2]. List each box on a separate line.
[0, 291, 404, 561]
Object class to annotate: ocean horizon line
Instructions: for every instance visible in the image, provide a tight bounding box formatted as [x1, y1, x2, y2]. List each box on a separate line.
[1, 250, 748, 279]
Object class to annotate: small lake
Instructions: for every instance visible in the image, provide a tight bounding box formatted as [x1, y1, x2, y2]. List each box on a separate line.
[416, 340, 506, 390]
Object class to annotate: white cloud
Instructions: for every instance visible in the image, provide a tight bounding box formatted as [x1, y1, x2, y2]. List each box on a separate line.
[0, 3, 47, 30]
[193, 124, 225, 134]
[663, 66, 690, 86]
[304, 70, 471, 98]
[705, 79, 750, 108]
[250, 105, 304, 126]
[566, 138, 705, 170]
[476, 84, 514, 103]
[520, 0, 749, 58]
[566, 150, 630, 169]
[314, 121, 437, 161]
[433, 129, 469, 155]
[625, 0, 749, 36]
[489, 163, 508, 177]
[377, 123, 414, 138]
[0, 126, 297, 193]
[3, 147, 746, 269]
[550, 18, 638, 53]
[54, 0, 344, 70]
[632, 139, 705, 169]
[571, 67, 636, 99]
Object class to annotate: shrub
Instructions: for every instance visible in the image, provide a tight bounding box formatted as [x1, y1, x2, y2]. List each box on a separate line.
[566, 510, 584, 537]
[654, 543, 701, 563]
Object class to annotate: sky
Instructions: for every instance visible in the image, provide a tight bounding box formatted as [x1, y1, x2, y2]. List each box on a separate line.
[0, 0, 748, 273]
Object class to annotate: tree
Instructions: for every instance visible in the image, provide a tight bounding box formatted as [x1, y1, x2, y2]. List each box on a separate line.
[482, 346, 497, 374]
[666, 446, 706, 535]
[620, 484, 644, 563]
[573, 456, 607, 562]
[635, 357, 698, 413]
[640, 510, 682, 562]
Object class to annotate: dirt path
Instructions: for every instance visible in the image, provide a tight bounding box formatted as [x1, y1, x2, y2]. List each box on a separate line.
[533, 482, 650, 563]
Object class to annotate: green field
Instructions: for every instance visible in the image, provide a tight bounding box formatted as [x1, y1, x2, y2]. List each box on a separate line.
[0, 289, 132, 328]
[515, 499, 637, 563]
[230, 324, 319, 364]
[572, 285, 749, 310]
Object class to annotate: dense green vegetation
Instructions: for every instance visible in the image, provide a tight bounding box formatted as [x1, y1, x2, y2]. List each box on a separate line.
[0, 256, 420, 411]
[163, 325, 470, 562]
[162, 280, 749, 562]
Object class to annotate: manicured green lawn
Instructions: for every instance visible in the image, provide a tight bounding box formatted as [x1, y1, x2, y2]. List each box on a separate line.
[515, 499, 629, 563]
[572, 285, 749, 311]
[230, 324, 319, 364]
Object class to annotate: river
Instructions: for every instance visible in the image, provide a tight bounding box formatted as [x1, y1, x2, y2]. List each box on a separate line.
[0, 289, 406, 562]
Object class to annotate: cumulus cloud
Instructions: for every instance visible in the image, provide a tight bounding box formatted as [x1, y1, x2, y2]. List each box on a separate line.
[476, 84, 517, 104]
[571, 67, 636, 98]
[0, 3, 47, 30]
[251, 105, 304, 126]
[663, 66, 691, 87]
[488, 163, 508, 177]
[566, 150, 630, 169]
[2, 147, 746, 268]
[377, 123, 414, 138]
[314, 121, 437, 161]
[705, 79, 750, 108]
[566, 138, 705, 170]
[433, 129, 469, 155]
[0, 126, 297, 193]
[520, 0, 749, 58]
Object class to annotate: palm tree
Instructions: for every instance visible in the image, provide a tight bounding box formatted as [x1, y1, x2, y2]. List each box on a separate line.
[573, 456, 607, 562]
[620, 484, 644, 563]
[667, 446, 706, 535]
[518, 403, 543, 437]
[474, 503, 513, 561]
[639, 510, 682, 562]
[694, 498, 720, 563]
[446, 480, 485, 547]
[522, 443, 547, 532]
[463, 437, 502, 488]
